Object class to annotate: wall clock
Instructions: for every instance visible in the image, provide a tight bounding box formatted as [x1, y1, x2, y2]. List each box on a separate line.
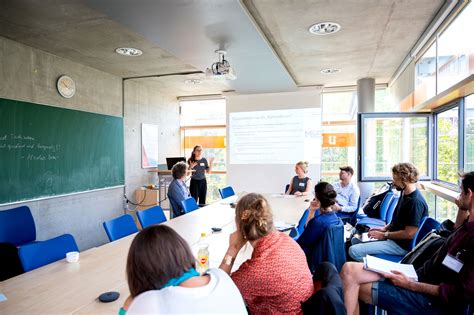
[57, 75, 76, 98]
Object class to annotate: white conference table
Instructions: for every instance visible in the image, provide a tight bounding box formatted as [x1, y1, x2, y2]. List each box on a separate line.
[0, 194, 309, 315]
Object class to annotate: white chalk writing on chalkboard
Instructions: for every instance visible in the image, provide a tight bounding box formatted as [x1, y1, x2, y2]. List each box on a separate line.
[10, 134, 35, 141]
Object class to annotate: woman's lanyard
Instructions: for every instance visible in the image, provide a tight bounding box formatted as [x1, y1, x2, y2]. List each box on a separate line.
[162, 268, 200, 288]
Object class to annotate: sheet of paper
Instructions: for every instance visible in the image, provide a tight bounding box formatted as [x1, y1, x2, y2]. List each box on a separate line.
[364, 255, 418, 281]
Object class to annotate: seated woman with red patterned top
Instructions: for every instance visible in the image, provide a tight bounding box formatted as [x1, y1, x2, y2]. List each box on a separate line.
[219, 193, 314, 314]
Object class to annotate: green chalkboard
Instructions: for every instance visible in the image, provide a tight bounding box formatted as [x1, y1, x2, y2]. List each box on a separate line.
[0, 98, 124, 204]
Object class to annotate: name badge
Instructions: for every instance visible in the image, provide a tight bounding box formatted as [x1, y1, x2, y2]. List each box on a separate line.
[442, 254, 464, 273]
[299, 182, 305, 187]
[200, 163, 205, 166]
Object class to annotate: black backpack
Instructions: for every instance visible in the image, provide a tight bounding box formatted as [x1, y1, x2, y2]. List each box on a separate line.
[400, 219, 454, 269]
[361, 182, 394, 218]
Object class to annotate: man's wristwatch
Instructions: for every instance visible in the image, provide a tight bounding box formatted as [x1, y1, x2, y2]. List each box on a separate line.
[384, 231, 389, 239]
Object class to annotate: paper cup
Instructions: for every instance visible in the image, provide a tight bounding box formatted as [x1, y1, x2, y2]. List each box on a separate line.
[66, 251, 80, 263]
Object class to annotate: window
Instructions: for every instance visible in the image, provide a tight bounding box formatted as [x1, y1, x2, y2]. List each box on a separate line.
[435, 105, 459, 185]
[437, 3, 474, 93]
[413, 2, 474, 107]
[321, 91, 357, 182]
[359, 113, 432, 181]
[180, 98, 226, 203]
[180, 99, 226, 126]
[465, 94, 474, 172]
[375, 89, 398, 112]
[414, 42, 437, 106]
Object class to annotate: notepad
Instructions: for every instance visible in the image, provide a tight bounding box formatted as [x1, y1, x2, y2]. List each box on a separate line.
[363, 255, 418, 281]
[274, 221, 296, 232]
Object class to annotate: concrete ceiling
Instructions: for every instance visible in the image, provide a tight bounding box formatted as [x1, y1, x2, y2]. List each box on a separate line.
[243, 0, 446, 87]
[0, 0, 446, 96]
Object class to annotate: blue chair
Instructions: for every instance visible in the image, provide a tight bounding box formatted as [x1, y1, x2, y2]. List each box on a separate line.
[181, 197, 199, 213]
[384, 195, 401, 224]
[0, 206, 36, 246]
[375, 216, 440, 262]
[103, 214, 138, 242]
[18, 234, 79, 272]
[285, 184, 290, 193]
[218, 186, 235, 199]
[358, 192, 396, 228]
[311, 219, 346, 272]
[136, 206, 167, 229]
[289, 208, 310, 240]
[336, 196, 361, 226]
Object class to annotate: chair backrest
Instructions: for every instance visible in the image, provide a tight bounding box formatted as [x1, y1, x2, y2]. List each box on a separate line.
[18, 234, 79, 272]
[0, 206, 36, 246]
[181, 197, 199, 213]
[218, 186, 235, 199]
[385, 194, 400, 224]
[311, 219, 346, 272]
[285, 184, 290, 193]
[411, 216, 440, 248]
[290, 208, 310, 240]
[136, 206, 167, 229]
[103, 214, 138, 242]
[379, 192, 395, 221]
[348, 196, 362, 226]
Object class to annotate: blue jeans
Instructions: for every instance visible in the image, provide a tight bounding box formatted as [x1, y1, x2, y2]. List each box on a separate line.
[372, 280, 465, 315]
[348, 239, 407, 262]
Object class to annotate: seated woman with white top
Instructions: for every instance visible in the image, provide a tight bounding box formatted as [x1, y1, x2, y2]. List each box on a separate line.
[121, 225, 246, 315]
[286, 161, 312, 196]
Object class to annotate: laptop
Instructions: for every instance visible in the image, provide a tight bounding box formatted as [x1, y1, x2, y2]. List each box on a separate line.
[166, 157, 186, 170]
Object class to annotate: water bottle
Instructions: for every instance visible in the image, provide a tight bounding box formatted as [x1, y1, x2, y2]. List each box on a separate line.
[197, 232, 209, 274]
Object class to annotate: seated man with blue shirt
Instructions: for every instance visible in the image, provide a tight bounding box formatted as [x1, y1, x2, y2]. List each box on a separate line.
[332, 166, 360, 213]
[348, 162, 428, 262]
[167, 161, 190, 218]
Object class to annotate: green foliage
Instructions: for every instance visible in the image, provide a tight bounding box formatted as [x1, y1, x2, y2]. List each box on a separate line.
[437, 117, 458, 184]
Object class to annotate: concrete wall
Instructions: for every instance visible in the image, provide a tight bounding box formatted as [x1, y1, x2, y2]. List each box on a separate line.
[0, 37, 179, 250]
[390, 60, 415, 108]
[123, 79, 180, 204]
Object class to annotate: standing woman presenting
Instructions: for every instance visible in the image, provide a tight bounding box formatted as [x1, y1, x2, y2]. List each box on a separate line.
[188, 145, 213, 205]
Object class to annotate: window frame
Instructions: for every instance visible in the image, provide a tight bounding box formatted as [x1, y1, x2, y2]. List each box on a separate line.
[432, 99, 464, 190]
[358, 112, 433, 182]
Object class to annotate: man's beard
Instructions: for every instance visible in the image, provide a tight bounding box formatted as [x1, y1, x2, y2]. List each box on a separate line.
[394, 184, 405, 191]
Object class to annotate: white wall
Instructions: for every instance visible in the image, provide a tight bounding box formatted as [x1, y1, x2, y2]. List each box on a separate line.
[226, 89, 322, 194]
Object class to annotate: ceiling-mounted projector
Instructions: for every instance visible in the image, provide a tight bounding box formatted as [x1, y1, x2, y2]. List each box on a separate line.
[206, 50, 237, 80]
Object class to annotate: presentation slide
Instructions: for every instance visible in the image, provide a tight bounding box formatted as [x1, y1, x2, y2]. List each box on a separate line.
[229, 108, 322, 164]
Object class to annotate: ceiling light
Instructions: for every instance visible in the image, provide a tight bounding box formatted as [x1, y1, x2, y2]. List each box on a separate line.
[115, 47, 143, 56]
[320, 68, 341, 74]
[184, 79, 202, 85]
[308, 22, 341, 35]
[206, 50, 237, 80]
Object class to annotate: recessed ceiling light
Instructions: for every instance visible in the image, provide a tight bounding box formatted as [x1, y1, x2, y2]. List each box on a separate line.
[321, 68, 341, 74]
[308, 22, 341, 35]
[115, 47, 143, 56]
[184, 79, 202, 85]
